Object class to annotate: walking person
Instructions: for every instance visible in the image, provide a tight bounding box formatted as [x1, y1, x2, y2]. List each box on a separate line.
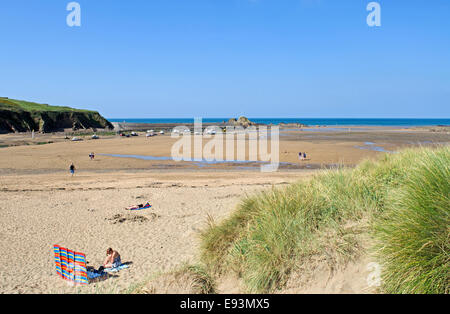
[69, 163, 76, 176]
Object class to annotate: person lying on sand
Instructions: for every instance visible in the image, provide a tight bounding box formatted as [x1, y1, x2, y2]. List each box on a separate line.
[102, 248, 121, 269]
[126, 202, 150, 210]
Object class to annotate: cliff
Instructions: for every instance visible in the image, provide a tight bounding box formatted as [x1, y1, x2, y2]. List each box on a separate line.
[0, 97, 113, 133]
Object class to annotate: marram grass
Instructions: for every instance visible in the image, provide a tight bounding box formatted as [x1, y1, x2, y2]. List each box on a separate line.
[373, 148, 449, 294]
[200, 146, 449, 293]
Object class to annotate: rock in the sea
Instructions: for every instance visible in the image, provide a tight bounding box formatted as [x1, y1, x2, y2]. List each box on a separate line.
[227, 116, 255, 128]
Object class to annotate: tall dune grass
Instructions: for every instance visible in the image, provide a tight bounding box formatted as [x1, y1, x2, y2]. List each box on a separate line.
[373, 148, 449, 293]
[200, 146, 449, 293]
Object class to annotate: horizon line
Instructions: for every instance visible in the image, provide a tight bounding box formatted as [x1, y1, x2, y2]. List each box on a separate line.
[107, 117, 450, 120]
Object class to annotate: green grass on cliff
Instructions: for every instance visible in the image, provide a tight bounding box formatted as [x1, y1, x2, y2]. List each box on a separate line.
[0, 97, 95, 113]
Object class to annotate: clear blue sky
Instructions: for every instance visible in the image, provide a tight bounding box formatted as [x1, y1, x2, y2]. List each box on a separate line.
[0, 0, 449, 118]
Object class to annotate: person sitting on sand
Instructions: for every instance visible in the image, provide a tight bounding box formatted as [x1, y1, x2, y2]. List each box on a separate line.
[89, 152, 95, 160]
[102, 248, 121, 269]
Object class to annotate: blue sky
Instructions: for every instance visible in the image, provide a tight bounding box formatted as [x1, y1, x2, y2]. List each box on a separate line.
[0, 0, 449, 118]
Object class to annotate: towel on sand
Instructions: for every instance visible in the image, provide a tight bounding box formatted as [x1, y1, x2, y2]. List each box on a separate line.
[87, 270, 106, 279]
[127, 202, 151, 210]
[103, 264, 130, 273]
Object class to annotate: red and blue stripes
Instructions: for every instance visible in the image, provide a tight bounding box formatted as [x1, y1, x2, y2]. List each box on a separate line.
[53, 245, 62, 277]
[53, 245, 89, 285]
[74, 252, 89, 285]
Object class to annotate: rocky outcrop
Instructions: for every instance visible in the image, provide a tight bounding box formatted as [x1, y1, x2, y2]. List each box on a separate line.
[227, 116, 256, 128]
[0, 97, 113, 133]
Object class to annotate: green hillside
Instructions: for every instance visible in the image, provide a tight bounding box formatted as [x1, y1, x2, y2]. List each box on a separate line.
[0, 97, 113, 133]
[0, 97, 92, 113]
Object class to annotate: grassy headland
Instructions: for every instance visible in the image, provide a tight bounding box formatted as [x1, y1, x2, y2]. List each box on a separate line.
[0, 97, 92, 113]
[0, 97, 113, 133]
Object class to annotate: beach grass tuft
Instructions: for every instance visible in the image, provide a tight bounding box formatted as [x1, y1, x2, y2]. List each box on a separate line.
[132, 264, 216, 294]
[200, 146, 449, 293]
[372, 148, 449, 294]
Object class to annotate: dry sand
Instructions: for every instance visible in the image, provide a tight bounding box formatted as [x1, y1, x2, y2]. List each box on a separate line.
[0, 171, 309, 294]
[0, 127, 448, 293]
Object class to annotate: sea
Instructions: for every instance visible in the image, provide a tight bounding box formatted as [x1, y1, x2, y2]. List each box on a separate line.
[109, 118, 450, 127]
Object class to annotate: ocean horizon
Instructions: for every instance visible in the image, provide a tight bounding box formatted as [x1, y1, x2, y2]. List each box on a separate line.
[108, 118, 450, 127]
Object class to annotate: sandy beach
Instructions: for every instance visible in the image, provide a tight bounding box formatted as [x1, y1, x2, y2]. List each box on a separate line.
[0, 126, 448, 293]
[2, 0, 450, 298]
[0, 171, 309, 293]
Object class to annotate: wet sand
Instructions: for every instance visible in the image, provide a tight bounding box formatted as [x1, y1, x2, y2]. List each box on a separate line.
[1, 126, 448, 173]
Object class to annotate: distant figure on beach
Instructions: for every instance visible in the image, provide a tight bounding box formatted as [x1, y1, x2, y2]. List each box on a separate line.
[102, 248, 121, 269]
[303, 152, 307, 160]
[299, 152, 303, 161]
[89, 152, 95, 160]
[126, 202, 151, 210]
[69, 163, 76, 176]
